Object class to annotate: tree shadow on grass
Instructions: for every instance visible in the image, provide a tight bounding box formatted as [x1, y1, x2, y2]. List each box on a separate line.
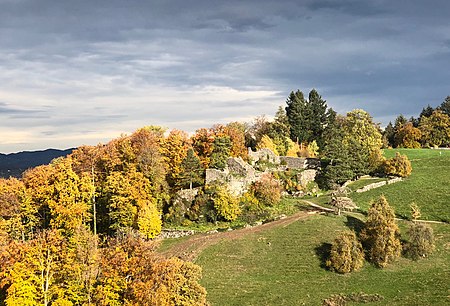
[315, 242, 332, 270]
[344, 215, 365, 236]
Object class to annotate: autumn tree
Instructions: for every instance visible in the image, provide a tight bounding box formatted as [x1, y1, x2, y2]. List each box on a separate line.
[211, 187, 241, 222]
[360, 196, 402, 268]
[191, 128, 215, 168]
[405, 222, 435, 260]
[251, 174, 281, 207]
[160, 129, 190, 187]
[394, 122, 422, 148]
[342, 109, 383, 173]
[267, 106, 291, 155]
[5, 230, 67, 306]
[103, 168, 161, 238]
[0, 178, 37, 242]
[256, 135, 279, 155]
[94, 233, 207, 305]
[326, 231, 364, 274]
[223, 122, 248, 159]
[245, 115, 271, 150]
[382, 152, 412, 177]
[419, 109, 450, 147]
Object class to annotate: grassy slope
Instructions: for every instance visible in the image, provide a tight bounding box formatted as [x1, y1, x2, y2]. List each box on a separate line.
[196, 215, 450, 306]
[351, 149, 450, 222]
[162, 148, 449, 305]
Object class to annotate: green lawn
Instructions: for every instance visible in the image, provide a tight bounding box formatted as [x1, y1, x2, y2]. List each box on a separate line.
[196, 215, 450, 306]
[351, 149, 450, 222]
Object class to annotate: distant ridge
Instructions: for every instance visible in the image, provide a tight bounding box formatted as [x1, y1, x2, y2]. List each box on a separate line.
[0, 148, 74, 178]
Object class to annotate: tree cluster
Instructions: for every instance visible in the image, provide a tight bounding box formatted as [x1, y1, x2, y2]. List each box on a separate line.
[384, 97, 450, 148]
[327, 196, 435, 274]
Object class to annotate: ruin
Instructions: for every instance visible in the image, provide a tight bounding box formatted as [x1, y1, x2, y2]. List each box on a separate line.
[205, 148, 319, 196]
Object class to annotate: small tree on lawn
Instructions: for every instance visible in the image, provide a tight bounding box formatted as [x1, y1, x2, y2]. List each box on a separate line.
[405, 223, 435, 260]
[406, 204, 435, 260]
[326, 231, 364, 273]
[382, 152, 412, 177]
[360, 195, 402, 268]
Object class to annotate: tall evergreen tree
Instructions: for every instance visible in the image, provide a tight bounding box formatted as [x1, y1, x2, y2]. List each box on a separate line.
[285, 89, 334, 149]
[210, 136, 232, 170]
[285, 90, 309, 143]
[393, 114, 407, 147]
[383, 121, 395, 148]
[419, 104, 434, 119]
[438, 96, 450, 116]
[177, 149, 204, 190]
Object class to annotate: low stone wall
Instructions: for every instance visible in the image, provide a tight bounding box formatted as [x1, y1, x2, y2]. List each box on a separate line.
[355, 177, 403, 193]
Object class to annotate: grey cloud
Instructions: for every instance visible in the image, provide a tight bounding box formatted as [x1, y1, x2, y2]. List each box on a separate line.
[1, 0, 449, 152]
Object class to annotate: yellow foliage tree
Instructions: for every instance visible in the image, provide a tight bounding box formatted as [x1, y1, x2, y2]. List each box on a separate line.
[285, 138, 300, 157]
[160, 129, 190, 187]
[256, 135, 279, 155]
[104, 168, 161, 238]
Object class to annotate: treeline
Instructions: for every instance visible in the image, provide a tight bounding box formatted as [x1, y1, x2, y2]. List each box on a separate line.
[383, 96, 450, 148]
[0, 89, 447, 304]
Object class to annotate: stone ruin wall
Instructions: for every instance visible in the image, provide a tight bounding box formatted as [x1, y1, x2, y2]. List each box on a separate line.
[204, 149, 320, 196]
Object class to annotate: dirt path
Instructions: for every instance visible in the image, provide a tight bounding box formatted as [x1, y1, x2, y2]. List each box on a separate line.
[160, 210, 320, 261]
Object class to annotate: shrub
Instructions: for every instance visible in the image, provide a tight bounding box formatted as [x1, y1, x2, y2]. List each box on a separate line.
[251, 174, 281, 206]
[405, 223, 435, 260]
[382, 152, 412, 177]
[360, 196, 402, 268]
[326, 231, 364, 274]
[212, 187, 241, 222]
[239, 191, 267, 223]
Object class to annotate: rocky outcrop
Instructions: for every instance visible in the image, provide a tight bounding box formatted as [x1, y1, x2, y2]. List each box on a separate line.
[248, 148, 280, 165]
[298, 169, 317, 187]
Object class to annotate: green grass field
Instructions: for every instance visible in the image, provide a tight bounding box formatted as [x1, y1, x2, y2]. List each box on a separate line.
[196, 215, 450, 305]
[351, 149, 450, 222]
[161, 148, 449, 305]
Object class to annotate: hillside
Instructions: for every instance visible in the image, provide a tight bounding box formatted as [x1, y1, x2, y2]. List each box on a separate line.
[195, 215, 449, 306]
[351, 149, 450, 222]
[0, 148, 74, 178]
[160, 149, 450, 305]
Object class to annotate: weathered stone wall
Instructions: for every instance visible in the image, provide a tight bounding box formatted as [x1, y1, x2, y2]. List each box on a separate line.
[227, 157, 255, 177]
[205, 168, 229, 184]
[175, 188, 199, 203]
[305, 158, 321, 169]
[280, 156, 306, 169]
[298, 169, 317, 187]
[248, 148, 280, 165]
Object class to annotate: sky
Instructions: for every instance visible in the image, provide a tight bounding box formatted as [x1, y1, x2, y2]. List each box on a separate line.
[1, 0, 449, 153]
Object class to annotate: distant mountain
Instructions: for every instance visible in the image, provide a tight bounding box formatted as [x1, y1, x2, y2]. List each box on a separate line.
[0, 148, 74, 178]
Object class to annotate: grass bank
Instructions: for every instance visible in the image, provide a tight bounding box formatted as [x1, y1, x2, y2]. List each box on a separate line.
[351, 149, 450, 222]
[196, 214, 449, 305]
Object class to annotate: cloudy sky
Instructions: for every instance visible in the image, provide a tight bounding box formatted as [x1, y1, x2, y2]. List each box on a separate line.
[1, 0, 449, 153]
